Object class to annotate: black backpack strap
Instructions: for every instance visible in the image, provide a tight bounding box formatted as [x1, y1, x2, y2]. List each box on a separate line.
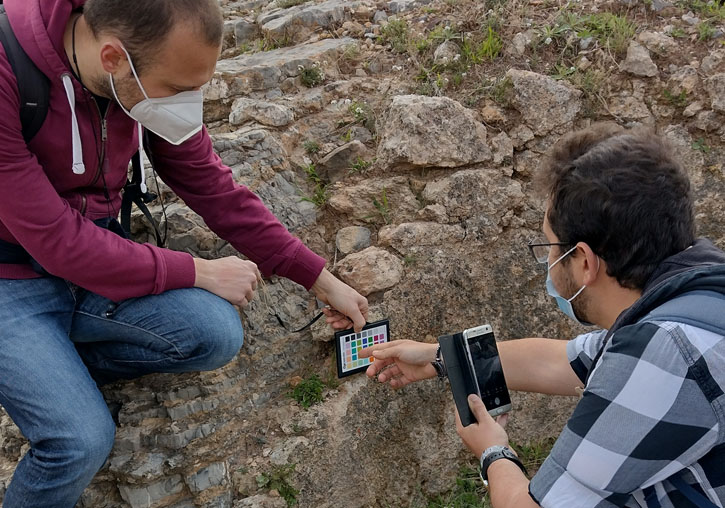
[0, 5, 50, 143]
[121, 150, 165, 247]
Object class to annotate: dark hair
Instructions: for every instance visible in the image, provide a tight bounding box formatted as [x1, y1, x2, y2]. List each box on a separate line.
[84, 0, 223, 73]
[536, 122, 695, 290]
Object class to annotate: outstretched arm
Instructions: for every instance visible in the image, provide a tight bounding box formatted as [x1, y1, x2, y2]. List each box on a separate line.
[360, 337, 583, 396]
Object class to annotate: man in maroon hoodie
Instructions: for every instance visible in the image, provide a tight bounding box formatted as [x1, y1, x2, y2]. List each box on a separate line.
[0, 0, 368, 505]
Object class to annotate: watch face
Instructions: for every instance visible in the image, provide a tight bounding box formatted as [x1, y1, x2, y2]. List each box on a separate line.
[479, 446, 515, 485]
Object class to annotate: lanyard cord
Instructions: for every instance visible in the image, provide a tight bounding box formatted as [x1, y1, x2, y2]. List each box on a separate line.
[258, 278, 325, 333]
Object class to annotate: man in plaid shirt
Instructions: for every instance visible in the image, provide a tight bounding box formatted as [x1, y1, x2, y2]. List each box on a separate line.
[361, 123, 725, 507]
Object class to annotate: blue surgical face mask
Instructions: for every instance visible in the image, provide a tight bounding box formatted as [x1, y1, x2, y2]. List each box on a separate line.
[545, 245, 597, 326]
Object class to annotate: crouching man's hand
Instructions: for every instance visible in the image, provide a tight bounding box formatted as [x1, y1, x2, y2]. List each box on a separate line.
[194, 257, 260, 308]
[311, 268, 368, 332]
[359, 340, 438, 388]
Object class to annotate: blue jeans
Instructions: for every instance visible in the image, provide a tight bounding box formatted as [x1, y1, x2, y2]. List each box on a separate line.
[0, 277, 243, 507]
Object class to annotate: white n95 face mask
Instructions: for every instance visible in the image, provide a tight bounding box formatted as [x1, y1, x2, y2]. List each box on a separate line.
[109, 46, 204, 145]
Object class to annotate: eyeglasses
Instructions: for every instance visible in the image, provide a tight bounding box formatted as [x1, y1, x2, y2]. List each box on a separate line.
[527, 239, 572, 265]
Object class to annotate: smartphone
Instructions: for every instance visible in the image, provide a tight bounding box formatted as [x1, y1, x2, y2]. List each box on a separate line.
[462, 325, 512, 417]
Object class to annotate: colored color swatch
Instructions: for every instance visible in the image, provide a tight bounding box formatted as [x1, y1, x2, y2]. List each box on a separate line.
[339, 324, 388, 373]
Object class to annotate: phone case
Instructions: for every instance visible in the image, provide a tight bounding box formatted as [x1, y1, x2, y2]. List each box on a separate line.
[438, 332, 479, 427]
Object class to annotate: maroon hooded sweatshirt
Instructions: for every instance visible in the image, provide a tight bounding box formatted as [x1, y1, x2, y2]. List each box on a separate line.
[0, 0, 326, 302]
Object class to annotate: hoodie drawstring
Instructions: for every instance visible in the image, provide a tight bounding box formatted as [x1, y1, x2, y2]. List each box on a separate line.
[137, 123, 147, 194]
[61, 73, 85, 175]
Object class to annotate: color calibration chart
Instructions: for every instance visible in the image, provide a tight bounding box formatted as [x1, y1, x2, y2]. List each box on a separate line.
[335, 319, 390, 378]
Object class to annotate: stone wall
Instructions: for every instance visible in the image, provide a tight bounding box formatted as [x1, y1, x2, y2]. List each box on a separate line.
[1, 0, 724, 506]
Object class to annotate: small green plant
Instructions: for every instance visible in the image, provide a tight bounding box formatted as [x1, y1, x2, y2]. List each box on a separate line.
[478, 26, 503, 60]
[552, 63, 577, 79]
[341, 129, 353, 142]
[262, 33, 293, 50]
[490, 75, 514, 107]
[381, 18, 409, 53]
[348, 101, 376, 131]
[511, 437, 556, 473]
[586, 12, 636, 55]
[426, 466, 490, 508]
[461, 27, 503, 63]
[341, 43, 361, 62]
[403, 254, 417, 266]
[567, 68, 606, 117]
[670, 27, 688, 38]
[682, 0, 725, 20]
[371, 188, 391, 224]
[299, 64, 325, 88]
[429, 24, 463, 43]
[698, 21, 716, 41]
[663, 89, 688, 108]
[289, 374, 325, 408]
[350, 158, 372, 172]
[692, 137, 711, 153]
[302, 140, 320, 155]
[256, 465, 299, 506]
[300, 163, 328, 207]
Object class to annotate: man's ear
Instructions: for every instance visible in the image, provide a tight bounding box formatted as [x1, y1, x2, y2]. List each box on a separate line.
[576, 242, 600, 286]
[99, 41, 128, 74]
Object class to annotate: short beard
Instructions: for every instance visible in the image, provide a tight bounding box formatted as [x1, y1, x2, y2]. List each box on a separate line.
[91, 72, 144, 111]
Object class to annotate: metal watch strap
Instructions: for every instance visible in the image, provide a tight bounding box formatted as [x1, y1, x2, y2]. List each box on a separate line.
[431, 344, 447, 379]
[479, 446, 526, 485]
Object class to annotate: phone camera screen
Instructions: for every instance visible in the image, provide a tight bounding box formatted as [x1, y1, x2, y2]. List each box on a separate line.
[468, 333, 511, 411]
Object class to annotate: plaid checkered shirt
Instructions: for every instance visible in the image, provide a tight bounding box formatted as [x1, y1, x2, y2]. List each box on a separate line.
[528, 241, 725, 508]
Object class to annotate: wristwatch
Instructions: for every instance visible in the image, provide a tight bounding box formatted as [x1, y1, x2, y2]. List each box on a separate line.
[431, 344, 447, 379]
[479, 445, 527, 487]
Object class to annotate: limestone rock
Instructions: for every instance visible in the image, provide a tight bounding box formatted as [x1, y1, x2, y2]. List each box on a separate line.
[377, 95, 491, 169]
[693, 110, 721, 132]
[621, 41, 658, 77]
[186, 462, 228, 494]
[317, 141, 373, 182]
[118, 475, 184, 508]
[511, 31, 535, 56]
[335, 247, 403, 296]
[490, 131, 514, 166]
[233, 495, 287, 508]
[207, 38, 355, 119]
[378, 222, 465, 251]
[480, 104, 506, 125]
[682, 11, 700, 25]
[683, 101, 703, 118]
[213, 127, 289, 173]
[667, 66, 699, 95]
[421, 168, 526, 238]
[327, 176, 419, 222]
[229, 98, 294, 127]
[255, 172, 318, 233]
[433, 41, 460, 65]
[506, 69, 582, 136]
[702, 49, 725, 76]
[509, 124, 535, 149]
[637, 31, 678, 54]
[261, 0, 360, 44]
[707, 74, 725, 112]
[388, 0, 432, 13]
[662, 124, 705, 187]
[234, 19, 261, 45]
[607, 94, 653, 121]
[513, 150, 539, 177]
[269, 437, 310, 466]
[651, 0, 675, 12]
[336, 226, 372, 255]
[373, 10, 388, 23]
